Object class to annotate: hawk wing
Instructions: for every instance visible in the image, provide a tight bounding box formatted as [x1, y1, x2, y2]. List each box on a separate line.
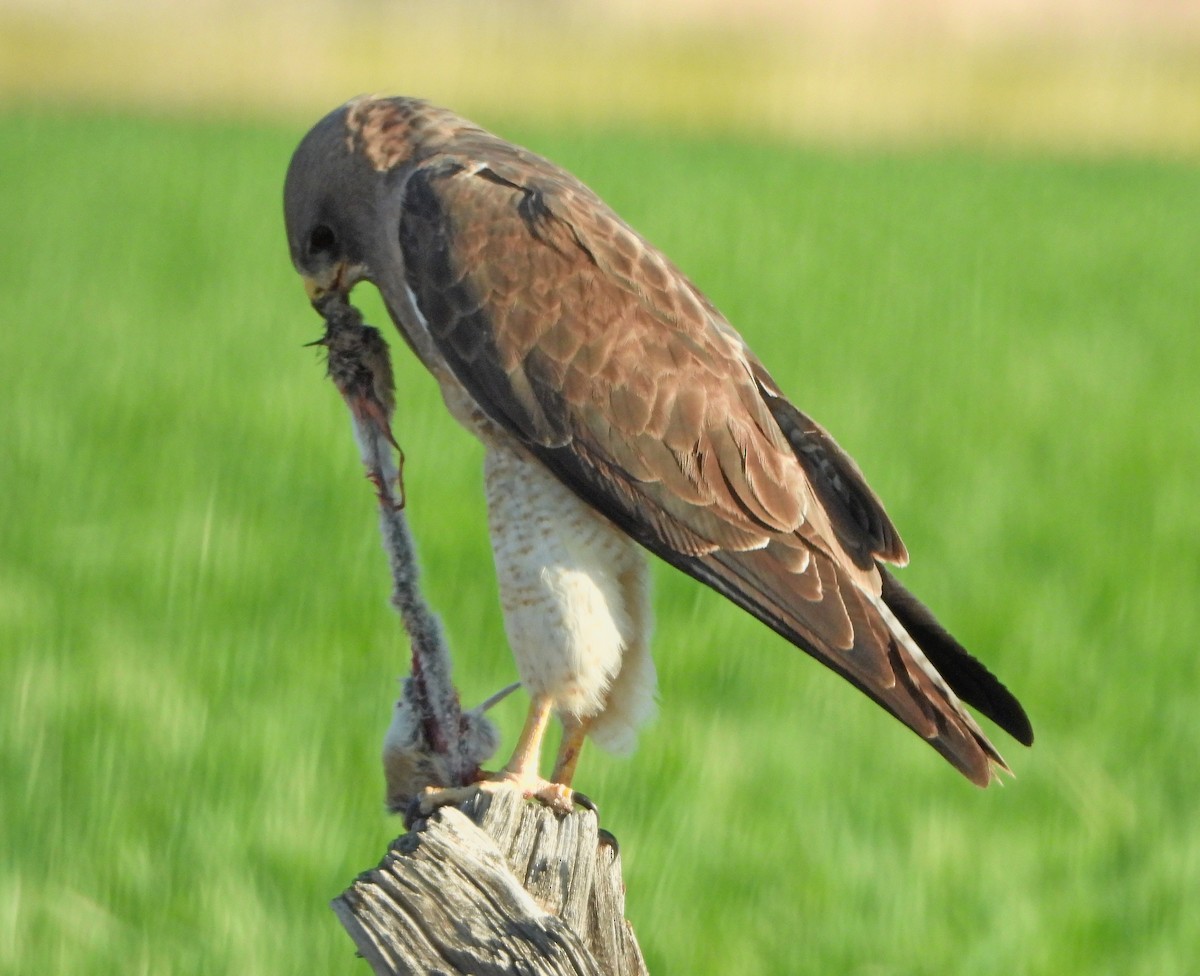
[386, 137, 1028, 784]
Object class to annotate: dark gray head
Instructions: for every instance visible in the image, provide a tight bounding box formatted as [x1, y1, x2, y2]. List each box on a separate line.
[283, 101, 392, 305]
[284, 96, 471, 307]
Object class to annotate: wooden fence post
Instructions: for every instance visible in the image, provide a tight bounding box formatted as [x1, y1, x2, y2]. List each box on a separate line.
[333, 789, 648, 976]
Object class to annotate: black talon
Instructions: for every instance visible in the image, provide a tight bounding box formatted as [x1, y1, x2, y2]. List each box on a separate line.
[572, 791, 598, 814]
[597, 828, 620, 855]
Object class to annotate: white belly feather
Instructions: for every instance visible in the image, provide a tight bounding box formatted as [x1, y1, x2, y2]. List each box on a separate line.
[424, 351, 658, 755]
[484, 442, 657, 754]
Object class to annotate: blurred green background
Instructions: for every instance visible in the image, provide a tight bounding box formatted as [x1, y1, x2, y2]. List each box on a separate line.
[3, 2, 1198, 974]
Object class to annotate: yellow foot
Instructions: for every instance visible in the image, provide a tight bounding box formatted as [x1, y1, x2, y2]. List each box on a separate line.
[411, 771, 596, 823]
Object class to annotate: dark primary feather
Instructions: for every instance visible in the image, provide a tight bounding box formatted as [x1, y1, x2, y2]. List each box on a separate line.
[333, 96, 1032, 784]
[753, 368, 909, 570]
[880, 570, 1034, 746]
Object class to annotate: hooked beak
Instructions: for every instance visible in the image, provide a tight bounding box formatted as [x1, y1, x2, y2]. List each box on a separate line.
[303, 274, 331, 305]
[303, 260, 363, 308]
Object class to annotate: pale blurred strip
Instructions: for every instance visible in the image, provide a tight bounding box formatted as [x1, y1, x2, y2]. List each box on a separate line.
[2, 0, 1198, 155]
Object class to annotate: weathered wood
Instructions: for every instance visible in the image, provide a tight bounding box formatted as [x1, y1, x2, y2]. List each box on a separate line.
[333, 788, 648, 976]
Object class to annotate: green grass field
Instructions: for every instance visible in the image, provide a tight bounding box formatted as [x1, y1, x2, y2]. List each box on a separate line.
[3, 106, 1198, 974]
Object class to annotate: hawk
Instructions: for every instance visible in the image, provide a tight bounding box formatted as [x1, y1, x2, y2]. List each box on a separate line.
[284, 96, 1032, 809]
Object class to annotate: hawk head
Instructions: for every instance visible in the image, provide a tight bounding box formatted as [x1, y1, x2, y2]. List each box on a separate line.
[284, 101, 385, 306]
[284, 95, 471, 308]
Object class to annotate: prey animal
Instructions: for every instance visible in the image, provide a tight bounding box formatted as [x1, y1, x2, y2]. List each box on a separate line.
[310, 294, 523, 811]
[284, 95, 1032, 812]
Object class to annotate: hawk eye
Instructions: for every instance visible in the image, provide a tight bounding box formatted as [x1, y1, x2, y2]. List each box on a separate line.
[308, 224, 337, 257]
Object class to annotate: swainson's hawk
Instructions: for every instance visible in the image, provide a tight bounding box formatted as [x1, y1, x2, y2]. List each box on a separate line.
[284, 96, 1032, 809]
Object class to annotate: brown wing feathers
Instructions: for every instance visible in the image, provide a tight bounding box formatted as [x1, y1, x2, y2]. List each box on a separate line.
[688, 543, 1010, 786]
[384, 106, 1030, 783]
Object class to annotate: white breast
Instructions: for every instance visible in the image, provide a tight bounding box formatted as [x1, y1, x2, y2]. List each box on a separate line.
[483, 441, 656, 752]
